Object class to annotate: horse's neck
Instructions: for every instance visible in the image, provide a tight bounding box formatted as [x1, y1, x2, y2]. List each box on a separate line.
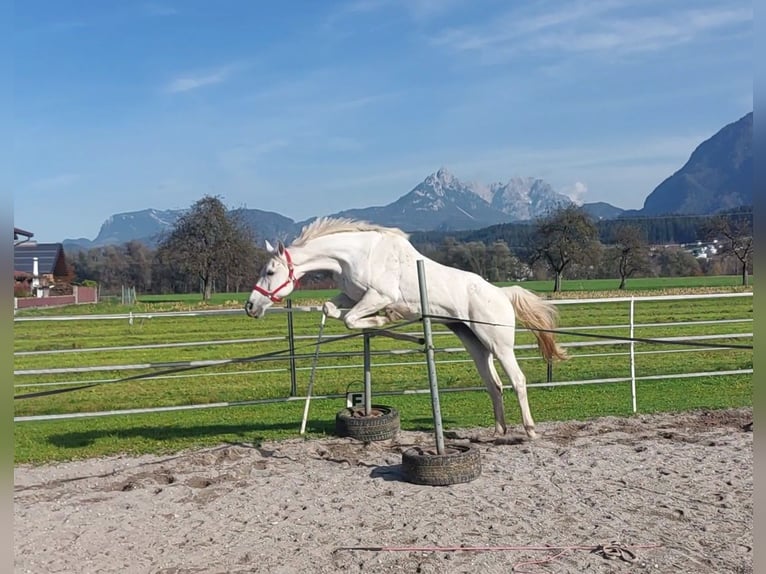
[290, 234, 370, 277]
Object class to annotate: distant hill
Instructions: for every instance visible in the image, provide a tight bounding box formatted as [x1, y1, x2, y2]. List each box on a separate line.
[63, 209, 184, 250]
[639, 112, 752, 216]
[231, 208, 301, 245]
[64, 208, 301, 250]
[581, 202, 625, 220]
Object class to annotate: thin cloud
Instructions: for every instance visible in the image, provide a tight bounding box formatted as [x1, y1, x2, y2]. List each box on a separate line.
[324, 0, 462, 30]
[322, 0, 390, 30]
[431, 2, 751, 60]
[562, 181, 588, 205]
[402, 0, 466, 21]
[331, 91, 401, 111]
[165, 64, 237, 94]
[142, 3, 179, 17]
[537, 6, 752, 54]
[25, 173, 81, 192]
[217, 140, 290, 172]
[314, 165, 434, 193]
[430, 2, 616, 53]
[325, 136, 364, 152]
[457, 132, 707, 176]
[343, 0, 390, 15]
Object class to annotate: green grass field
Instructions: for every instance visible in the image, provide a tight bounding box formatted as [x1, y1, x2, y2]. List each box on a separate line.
[18, 274, 750, 316]
[14, 276, 753, 464]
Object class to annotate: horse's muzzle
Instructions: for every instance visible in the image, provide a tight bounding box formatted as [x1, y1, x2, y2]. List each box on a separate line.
[244, 300, 258, 318]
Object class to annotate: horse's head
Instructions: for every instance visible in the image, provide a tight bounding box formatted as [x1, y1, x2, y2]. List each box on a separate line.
[245, 240, 297, 319]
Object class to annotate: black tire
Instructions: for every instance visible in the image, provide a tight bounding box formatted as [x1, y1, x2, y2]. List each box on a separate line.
[335, 405, 400, 442]
[402, 443, 482, 486]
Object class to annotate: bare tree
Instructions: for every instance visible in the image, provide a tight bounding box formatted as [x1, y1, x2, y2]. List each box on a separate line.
[487, 240, 530, 282]
[485, 241, 508, 281]
[530, 206, 601, 292]
[703, 214, 753, 286]
[124, 240, 153, 292]
[156, 195, 256, 300]
[611, 225, 651, 289]
[463, 241, 488, 278]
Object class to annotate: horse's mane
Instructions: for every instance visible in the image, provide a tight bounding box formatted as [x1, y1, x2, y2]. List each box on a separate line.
[290, 217, 409, 247]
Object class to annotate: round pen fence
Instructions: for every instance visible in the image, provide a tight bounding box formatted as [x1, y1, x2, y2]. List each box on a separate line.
[13, 292, 753, 423]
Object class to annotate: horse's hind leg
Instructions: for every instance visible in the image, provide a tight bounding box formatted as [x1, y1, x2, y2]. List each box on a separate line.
[445, 323, 507, 435]
[494, 345, 537, 439]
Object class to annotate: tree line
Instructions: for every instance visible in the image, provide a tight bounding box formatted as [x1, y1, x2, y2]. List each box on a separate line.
[67, 197, 753, 299]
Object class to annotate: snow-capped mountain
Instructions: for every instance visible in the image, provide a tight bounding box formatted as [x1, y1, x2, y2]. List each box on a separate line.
[332, 168, 574, 231]
[62, 169, 585, 247]
[489, 177, 574, 221]
[331, 168, 506, 230]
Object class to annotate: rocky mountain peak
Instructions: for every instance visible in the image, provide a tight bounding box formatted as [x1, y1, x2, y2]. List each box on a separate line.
[420, 167, 464, 197]
[435, 166, 455, 184]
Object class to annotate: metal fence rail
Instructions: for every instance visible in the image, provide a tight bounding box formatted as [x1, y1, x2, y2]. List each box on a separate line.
[13, 292, 753, 423]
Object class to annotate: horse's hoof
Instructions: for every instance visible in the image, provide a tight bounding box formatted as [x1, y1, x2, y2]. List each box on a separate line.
[525, 428, 538, 440]
[322, 302, 340, 318]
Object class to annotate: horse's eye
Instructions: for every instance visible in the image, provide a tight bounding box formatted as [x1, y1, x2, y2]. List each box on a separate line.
[266, 270, 275, 276]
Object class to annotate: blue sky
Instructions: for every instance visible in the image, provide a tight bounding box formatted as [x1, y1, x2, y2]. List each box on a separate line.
[13, 0, 752, 243]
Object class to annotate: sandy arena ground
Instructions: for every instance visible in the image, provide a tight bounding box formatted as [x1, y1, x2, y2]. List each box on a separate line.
[15, 407, 752, 573]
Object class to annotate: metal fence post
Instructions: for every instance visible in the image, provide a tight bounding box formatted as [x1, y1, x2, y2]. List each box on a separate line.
[286, 299, 298, 396]
[363, 331, 372, 416]
[416, 259, 445, 455]
[630, 296, 637, 413]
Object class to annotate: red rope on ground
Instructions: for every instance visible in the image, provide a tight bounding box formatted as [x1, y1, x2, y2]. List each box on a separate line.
[334, 543, 661, 553]
[334, 543, 663, 571]
[512, 548, 570, 573]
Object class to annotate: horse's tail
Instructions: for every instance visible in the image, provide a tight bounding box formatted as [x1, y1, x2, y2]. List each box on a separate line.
[502, 286, 568, 362]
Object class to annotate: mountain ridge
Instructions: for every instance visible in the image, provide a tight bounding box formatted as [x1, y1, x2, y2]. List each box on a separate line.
[64, 168, 593, 248]
[640, 112, 752, 216]
[60, 112, 753, 249]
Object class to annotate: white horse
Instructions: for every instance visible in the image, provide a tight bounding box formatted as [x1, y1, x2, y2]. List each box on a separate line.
[245, 217, 567, 439]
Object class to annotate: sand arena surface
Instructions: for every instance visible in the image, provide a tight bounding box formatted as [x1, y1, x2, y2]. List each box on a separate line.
[15, 408, 752, 573]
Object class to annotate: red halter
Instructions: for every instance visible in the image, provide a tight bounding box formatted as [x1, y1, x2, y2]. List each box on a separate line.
[253, 249, 297, 303]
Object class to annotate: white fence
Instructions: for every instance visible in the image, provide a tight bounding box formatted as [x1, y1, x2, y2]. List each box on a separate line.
[14, 292, 753, 422]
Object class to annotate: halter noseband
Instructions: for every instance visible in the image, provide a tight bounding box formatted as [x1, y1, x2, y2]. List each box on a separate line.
[253, 249, 297, 303]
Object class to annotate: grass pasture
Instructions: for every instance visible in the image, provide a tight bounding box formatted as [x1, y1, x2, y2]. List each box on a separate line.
[14, 278, 753, 464]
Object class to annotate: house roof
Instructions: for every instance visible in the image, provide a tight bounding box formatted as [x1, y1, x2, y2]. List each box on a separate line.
[14, 227, 34, 243]
[14, 243, 68, 276]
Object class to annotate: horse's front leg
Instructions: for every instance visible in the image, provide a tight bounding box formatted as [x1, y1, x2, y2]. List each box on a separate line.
[342, 290, 395, 329]
[322, 293, 357, 320]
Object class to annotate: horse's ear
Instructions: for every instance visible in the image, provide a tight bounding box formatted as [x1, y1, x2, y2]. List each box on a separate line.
[265, 240, 275, 253]
[277, 240, 285, 256]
